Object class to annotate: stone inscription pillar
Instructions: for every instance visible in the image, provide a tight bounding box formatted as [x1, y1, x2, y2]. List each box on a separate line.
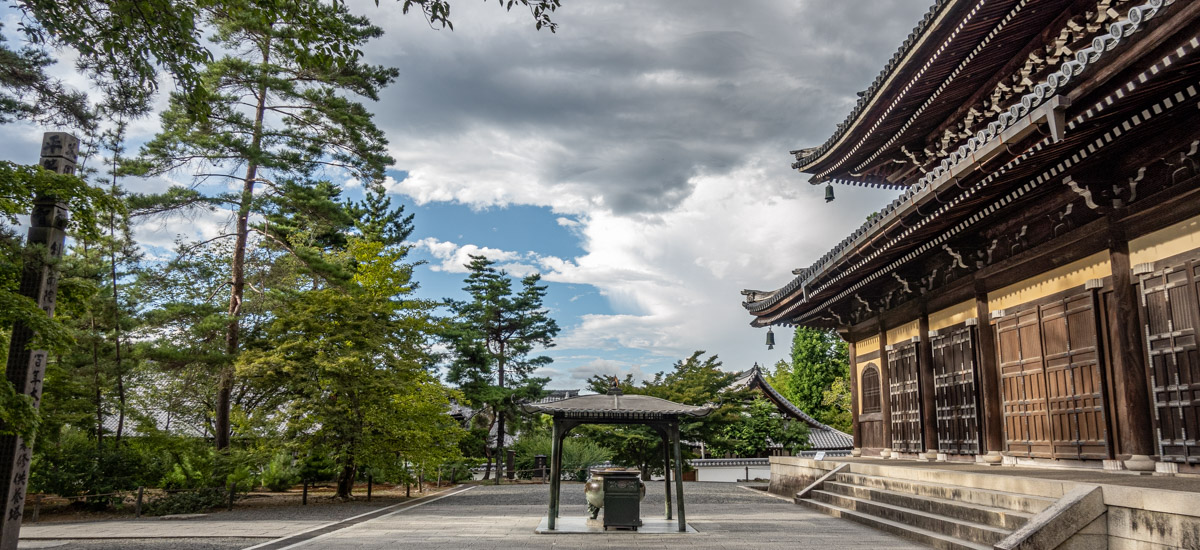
[0, 132, 75, 550]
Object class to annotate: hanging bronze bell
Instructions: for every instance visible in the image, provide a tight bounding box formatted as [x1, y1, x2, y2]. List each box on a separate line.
[824, 183, 835, 203]
[765, 327, 776, 350]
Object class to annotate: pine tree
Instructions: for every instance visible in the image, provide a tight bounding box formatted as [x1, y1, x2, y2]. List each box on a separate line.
[131, 0, 398, 450]
[240, 239, 454, 498]
[444, 255, 558, 480]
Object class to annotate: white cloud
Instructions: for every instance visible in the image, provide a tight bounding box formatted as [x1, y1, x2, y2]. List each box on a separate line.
[543, 152, 894, 372]
[411, 237, 555, 276]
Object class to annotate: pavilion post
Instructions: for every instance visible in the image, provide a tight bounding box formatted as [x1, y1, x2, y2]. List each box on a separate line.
[672, 421, 686, 532]
[548, 420, 562, 529]
[661, 428, 672, 520]
[554, 423, 567, 517]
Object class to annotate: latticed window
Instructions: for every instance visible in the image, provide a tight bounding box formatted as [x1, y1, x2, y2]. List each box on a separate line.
[862, 365, 881, 414]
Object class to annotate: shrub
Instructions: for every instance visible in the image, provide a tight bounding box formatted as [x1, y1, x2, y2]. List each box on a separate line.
[513, 432, 612, 481]
[159, 456, 207, 490]
[261, 453, 299, 492]
[299, 453, 335, 483]
[143, 489, 226, 516]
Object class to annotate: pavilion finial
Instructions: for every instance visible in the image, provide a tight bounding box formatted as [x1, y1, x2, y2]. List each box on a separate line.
[608, 376, 623, 396]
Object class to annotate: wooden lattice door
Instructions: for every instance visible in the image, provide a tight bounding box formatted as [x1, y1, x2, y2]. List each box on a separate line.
[1040, 294, 1107, 459]
[888, 340, 923, 453]
[931, 324, 981, 455]
[1139, 260, 1200, 463]
[996, 309, 1052, 457]
[996, 291, 1109, 459]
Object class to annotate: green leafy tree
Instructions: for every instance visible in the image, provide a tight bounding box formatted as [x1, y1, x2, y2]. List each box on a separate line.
[709, 398, 809, 457]
[580, 351, 750, 478]
[820, 376, 852, 433]
[1, 165, 119, 440]
[240, 239, 459, 498]
[512, 430, 611, 482]
[769, 327, 849, 430]
[444, 255, 559, 479]
[13, 0, 562, 117]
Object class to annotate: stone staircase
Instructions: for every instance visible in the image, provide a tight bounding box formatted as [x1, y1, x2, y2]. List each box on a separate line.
[796, 470, 1057, 550]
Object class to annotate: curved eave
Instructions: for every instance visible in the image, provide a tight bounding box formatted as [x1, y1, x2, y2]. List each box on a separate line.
[792, 0, 959, 173]
[750, 0, 1185, 328]
[797, 0, 1083, 185]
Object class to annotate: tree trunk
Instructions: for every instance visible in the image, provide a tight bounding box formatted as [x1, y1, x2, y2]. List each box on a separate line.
[217, 32, 271, 451]
[336, 464, 356, 499]
[495, 343, 505, 483]
[109, 188, 126, 446]
[91, 317, 103, 451]
[86, 240, 104, 451]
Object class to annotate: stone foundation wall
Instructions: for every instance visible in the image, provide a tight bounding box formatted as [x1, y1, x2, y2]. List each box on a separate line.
[767, 456, 837, 498]
[1105, 505, 1200, 549]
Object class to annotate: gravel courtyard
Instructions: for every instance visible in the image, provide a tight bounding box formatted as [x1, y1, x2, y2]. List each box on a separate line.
[21, 482, 927, 549]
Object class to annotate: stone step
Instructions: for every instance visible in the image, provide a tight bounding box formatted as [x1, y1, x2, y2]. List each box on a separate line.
[822, 481, 1032, 530]
[809, 490, 1013, 546]
[797, 497, 992, 550]
[835, 472, 1055, 514]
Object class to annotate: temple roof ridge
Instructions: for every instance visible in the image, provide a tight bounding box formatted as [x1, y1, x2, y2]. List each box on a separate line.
[790, 0, 956, 172]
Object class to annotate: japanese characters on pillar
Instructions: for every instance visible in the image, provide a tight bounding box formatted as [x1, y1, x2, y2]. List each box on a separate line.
[39, 132, 78, 176]
[0, 132, 75, 550]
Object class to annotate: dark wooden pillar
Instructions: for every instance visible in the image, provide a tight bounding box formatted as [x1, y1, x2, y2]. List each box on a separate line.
[547, 419, 562, 528]
[878, 323, 893, 457]
[918, 313, 938, 459]
[848, 340, 862, 455]
[974, 284, 1004, 463]
[661, 429, 672, 520]
[672, 421, 686, 532]
[1107, 221, 1156, 470]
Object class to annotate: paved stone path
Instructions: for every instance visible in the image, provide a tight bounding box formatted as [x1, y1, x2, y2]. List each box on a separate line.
[21, 482, 929, 549]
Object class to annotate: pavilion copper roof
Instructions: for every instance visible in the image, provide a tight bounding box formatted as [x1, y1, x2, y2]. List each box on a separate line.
[521, 393, 713, 420]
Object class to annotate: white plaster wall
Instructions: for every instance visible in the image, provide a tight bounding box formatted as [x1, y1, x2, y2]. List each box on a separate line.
[696, 465, 770, 482]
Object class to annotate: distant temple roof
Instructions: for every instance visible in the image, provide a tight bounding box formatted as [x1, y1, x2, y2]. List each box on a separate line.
[532, 389, 580, 404]
[729, 364, 853, 451]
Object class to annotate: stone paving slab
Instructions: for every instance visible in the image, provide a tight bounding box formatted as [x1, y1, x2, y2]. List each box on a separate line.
[291, 482, 929, 550]
[17, 482, 932, 549]
[20, 518, 319, 539]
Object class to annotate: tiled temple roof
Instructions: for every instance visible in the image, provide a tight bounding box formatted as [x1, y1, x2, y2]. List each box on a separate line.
[745, 0, 1181, 326]
[790, 0, 954, 175]
[729, 365, 853, 450]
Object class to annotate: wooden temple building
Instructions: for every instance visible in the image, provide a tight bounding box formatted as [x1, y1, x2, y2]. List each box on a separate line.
[743, 0, 1200, 473]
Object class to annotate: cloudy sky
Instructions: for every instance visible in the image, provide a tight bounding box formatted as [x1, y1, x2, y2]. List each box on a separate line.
[4, 0, 932, 388]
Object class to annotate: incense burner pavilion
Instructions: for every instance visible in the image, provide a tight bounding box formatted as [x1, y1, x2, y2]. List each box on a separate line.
[743, 0, 1200, 474]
